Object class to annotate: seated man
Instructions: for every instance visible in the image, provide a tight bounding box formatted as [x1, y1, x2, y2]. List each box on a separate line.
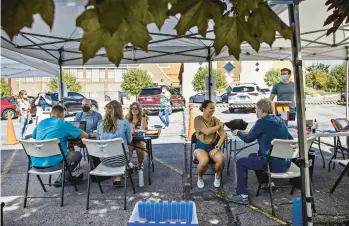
[227, 98, 293, 205]
[32, 105, 88, 186]
[74, 98, 102, 134]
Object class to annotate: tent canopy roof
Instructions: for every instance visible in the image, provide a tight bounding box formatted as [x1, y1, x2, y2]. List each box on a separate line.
[1, 0, 348, 68]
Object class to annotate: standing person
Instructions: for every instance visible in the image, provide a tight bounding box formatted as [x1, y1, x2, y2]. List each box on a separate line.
[227, 99, 293, 205]
[35, 89, 53, 123]
[158, 86, 171, 129]
[74, 98, 102, 133]
[17, 90, 32, 139]
[194, 100, 226, 188]
[269, 68, 296, 121]
[127, 102, 148, 169]
[96, 100, 133, 186]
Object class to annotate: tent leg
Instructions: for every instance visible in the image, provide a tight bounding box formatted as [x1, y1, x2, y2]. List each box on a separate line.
[58, 48, 64, 106]
[288, 3, 312, 226]
[345, 59, 349, 120]
[208, 48, 212, 101]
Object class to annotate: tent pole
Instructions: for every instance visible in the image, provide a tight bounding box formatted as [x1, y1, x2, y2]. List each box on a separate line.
[288, 2, 312, 226]
[345, 57, 349, 120]
[58, 48, 64, 106]
[208, 48, 212, 101]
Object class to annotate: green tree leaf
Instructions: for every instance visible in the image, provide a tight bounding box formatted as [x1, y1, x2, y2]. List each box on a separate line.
[1, 0, 54, 39]
[170, 0, 226, 37]
[76, 0, 152, 66]
[264, 68, 281, 87]
[327, 63, 346, 93]
[121, 69, 153, 96]
[305, 70, 328, 90]
[0, 79, 12, 97]
[237, 0, 259, 16]
[324, 0, 349, 35]
[148, 0, 169, 29]
[249, 2, 293, 46]
[192, 66, 227, 92]
[48, 71, 82, 93]
[214, 16, 259, 60]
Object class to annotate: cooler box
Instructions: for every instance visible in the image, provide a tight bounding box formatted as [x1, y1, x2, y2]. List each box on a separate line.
[128, 201, 198, 226]
[274, 101, 291, 125]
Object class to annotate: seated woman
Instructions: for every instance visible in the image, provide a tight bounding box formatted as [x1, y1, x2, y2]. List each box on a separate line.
[127, 102, 148, 170]
[96, 100, 132, 185]
[227, 98, 293, 205]
[194, 100, 226, 188]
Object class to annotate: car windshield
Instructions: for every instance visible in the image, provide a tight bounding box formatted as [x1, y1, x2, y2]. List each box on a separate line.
[261, 88, 270, 92]
[140, 89, 162, 95]
[232, 86, 255, 92]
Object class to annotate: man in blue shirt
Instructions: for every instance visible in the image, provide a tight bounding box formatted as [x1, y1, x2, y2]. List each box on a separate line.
[227, 98, 293, 205]
[269, 68, 296, 121]
[32, 105, 88, 186]
[74, 98, 102, 133]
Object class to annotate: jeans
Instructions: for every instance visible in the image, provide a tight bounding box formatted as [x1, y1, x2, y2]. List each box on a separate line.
[158, 109, 170, 127]
[236, 153, 291, 195]
[20, 115, 29, 139]
[34, 151, 82, 180]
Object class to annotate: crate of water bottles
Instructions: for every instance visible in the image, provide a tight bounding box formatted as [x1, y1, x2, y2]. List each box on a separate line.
[128, 200, 199, 226]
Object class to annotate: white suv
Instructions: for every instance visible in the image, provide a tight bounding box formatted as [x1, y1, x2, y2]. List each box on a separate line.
[228, 83, 264, 113]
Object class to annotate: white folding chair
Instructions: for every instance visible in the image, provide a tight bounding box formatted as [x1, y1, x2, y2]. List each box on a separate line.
[20, 138, 78, 208]
[82, 138, 136, 210]
[265, 136, 316, 216]
[330, 159, 349, 193]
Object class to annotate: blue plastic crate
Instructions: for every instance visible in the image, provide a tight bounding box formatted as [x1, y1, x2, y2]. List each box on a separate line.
[128, 200, 198, 226]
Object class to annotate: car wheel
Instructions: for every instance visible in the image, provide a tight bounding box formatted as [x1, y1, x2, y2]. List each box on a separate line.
[91, 104, 98, 111]
[189, 98, 194, 103]
[2, 109, 16, 119]
[229, 108, 235, 113]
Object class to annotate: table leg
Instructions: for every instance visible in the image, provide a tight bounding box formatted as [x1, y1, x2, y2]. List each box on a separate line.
[147, 140, 152, 185]
[226, 140, 232, 176]
[233, 140, 237, 188]
[317, 137, 325, 168]
[150, 140, 154, 172]
[328, 136, 338, 171]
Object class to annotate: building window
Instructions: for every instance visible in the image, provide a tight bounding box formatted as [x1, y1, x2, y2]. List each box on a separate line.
[91, 69, 99, 82]
[86, 69, 92, 81]
[99, 69, 105, 81]
[108, 69, 115, 81]
[114, 69, 126, 82]
[25, 78, 34, 82]
[77, 70, 83, 79]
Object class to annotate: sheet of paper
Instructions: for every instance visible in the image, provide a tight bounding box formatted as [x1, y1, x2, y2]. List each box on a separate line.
[276, 106, 283, 112]
[280, 111, 288, 120]
[283, 106, 290, 111]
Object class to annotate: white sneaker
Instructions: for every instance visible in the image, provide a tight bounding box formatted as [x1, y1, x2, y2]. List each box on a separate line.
[197, 177, 204, 188]
[214, 173, 221, 188]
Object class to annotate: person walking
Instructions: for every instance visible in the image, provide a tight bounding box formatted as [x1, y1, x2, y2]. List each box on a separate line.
[16, 90, 32, 139]
[158, 87, 171, 129]
[269, 68, 296, 121]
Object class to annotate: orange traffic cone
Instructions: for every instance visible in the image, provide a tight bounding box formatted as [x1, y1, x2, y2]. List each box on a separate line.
[4, 112, 19, 145]
[186, 105, 195, 141]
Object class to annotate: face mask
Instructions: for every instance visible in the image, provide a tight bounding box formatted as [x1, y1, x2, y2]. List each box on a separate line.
[256, 113, 261, 119]
[82, 106, 90, 112]
[281, 75, 288, 82]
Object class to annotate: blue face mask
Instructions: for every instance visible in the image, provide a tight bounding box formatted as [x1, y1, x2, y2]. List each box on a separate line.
[281, 74, 288, 82]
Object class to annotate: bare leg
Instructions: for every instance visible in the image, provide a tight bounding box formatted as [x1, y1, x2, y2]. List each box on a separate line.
[195, 149, 209, 178]
[136, 141, 146, 168]
[209, 150, 225, 179]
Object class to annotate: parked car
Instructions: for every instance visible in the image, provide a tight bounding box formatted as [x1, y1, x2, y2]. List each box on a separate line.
[221, 93, 229, 103]
[340, 93, 348, 102]
[261, 88, 271, 97]
[1, 95, 35, 119]
[31, 92, 99, 116]
[189, 93, 223, 103]
[228, 83, 264, 113]
[138, 86, 185, 114]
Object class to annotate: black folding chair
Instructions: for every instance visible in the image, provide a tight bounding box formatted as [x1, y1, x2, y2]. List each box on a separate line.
[330, 159, 349, 193]
[189, 133, 224, 189]
[20, 138, 79, 207]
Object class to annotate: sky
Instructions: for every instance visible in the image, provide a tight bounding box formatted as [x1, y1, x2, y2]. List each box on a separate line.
[304, 60, 345, 69]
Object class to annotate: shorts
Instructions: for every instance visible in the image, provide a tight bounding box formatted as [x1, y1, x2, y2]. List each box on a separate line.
[195, 140, 214, 153]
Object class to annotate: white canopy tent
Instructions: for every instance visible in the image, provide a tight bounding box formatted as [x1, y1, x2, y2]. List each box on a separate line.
[0, 0, 347, 225]
[1, 54, 58, 79]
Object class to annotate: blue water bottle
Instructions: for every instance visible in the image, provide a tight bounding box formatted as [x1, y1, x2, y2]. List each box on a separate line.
[292, 197, 302, 226]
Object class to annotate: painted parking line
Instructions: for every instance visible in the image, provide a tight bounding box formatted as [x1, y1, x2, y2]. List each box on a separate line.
[153, 157, 184, 175]
[248, 204, 289, 225]
[0, 150, 18, 182]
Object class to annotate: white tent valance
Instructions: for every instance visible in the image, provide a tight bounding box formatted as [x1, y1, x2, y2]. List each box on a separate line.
[2, 0, 347, 68]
